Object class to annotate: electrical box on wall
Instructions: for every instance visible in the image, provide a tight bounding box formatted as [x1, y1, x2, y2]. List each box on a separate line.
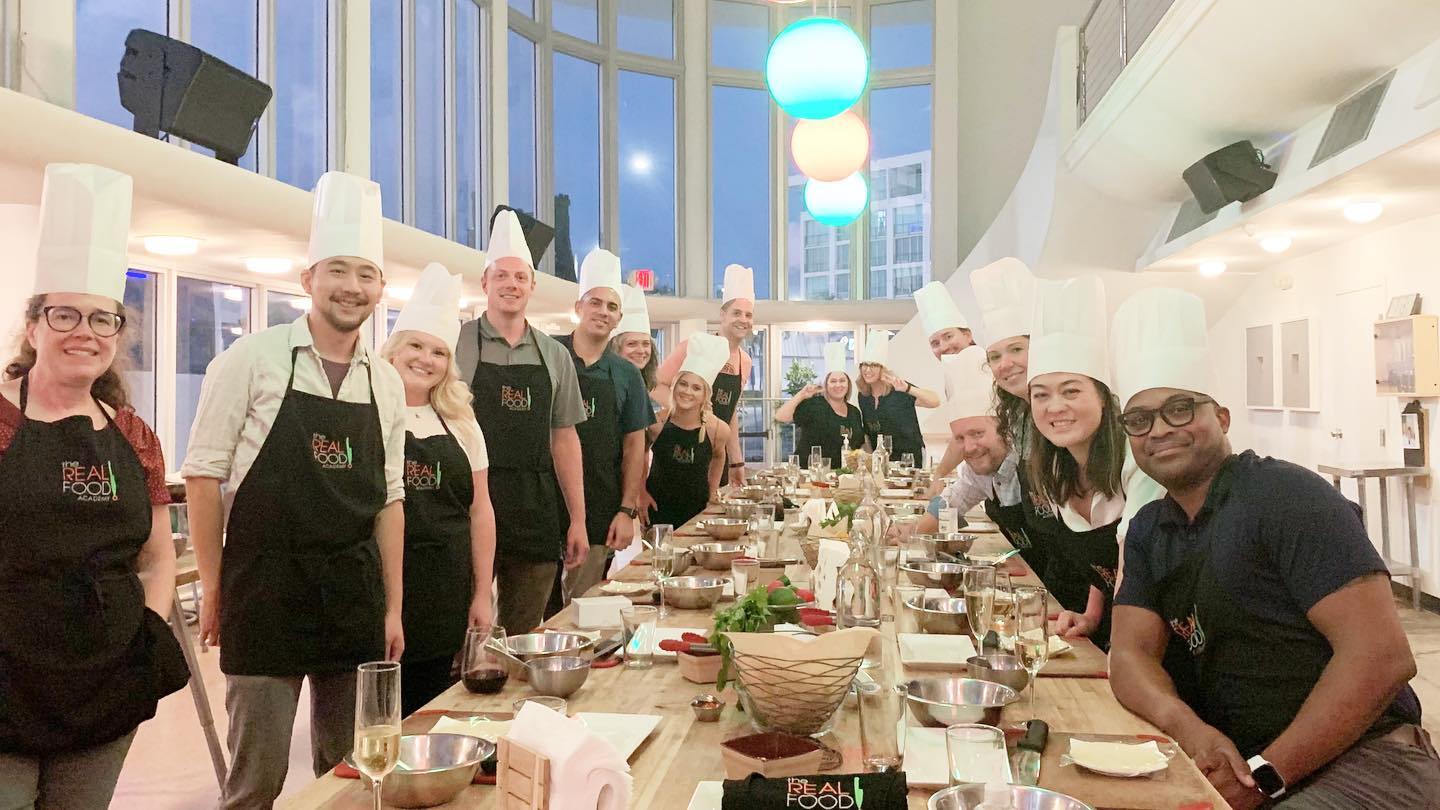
[1374, 315, 1440, 397]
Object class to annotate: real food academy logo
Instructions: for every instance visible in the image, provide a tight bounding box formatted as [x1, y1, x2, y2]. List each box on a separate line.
[61, 460, 119, 502]
[501, 384, 532, 412]
[405, 459, 442, 491]
[786, 776, 867, 809]
[312, 433, 353, 470]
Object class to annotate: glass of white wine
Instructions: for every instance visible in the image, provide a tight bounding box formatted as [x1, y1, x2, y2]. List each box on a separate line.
[962, 565, 995, 655]
[1014, 586, 1051, 720]
[651, 525, 676, 618]
[354, 660, 402, 810]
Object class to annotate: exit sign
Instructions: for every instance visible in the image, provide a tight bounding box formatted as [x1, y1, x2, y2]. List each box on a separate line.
[630, 269, 655, 291]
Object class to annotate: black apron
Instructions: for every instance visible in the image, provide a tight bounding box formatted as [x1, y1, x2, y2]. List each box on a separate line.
[1016, 476, 1116, 648]
[987, 482, 1092, 615]
[472, 325, 563, 562]
[220, 348, 387, 676]
[399, 413, 475, 663]
[646, 419, 712, 529]
[0, 379, 187, 754]
[568, 346, 623, 547]
[795, 398, 862, 469]
[859, 390, 924, 463]
[711, 349, 744, 470]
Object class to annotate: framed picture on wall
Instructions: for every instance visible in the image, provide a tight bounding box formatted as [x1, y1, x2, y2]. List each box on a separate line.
[1401, 412, 1422, 450]
[1281, 318, 1315, 410]
[1246, 324, 1276, 408]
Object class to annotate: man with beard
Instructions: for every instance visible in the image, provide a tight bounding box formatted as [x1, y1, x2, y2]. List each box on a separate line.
[655, 264, 755, 487]
[1109, 287, 1436, 809]
[182, 172, 408, 808]
[913, 278, 982, 484]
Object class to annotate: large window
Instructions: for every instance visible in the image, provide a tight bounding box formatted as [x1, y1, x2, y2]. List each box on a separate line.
[175, 279, 251, 469]
[710, 0, 769, 70]
[75, 0, 168, 130]
[619, 71, 677, 295]
[122, 270, 159, 426]
[265, 290, 310, 329]
[711, 86, 771, 299]
[778, 329, 856, 459]
[868, 83, 932, 298]
[553, 52, 601, 281]
[619, 0, 674, 59]
[737, 328, 768, 463]
[508, 31, 539, 216]
[273, 0, 329, 191]
[870, 0, 933, 70]
[414, 0, 447, 235]
[191, 0, 260, 170]
[372, 0, 404, 220]
[455, 0, 483, 247]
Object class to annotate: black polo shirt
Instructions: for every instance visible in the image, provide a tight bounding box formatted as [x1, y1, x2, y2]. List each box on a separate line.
[793, 396, 864, 469]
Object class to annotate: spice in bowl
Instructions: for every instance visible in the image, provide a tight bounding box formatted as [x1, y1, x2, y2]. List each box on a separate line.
[691, 694, 725, 722]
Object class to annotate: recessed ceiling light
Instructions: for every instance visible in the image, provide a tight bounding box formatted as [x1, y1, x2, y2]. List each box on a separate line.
[1343, 200, 1384, 224]
[143, 235, 201, 256]
[245, 257, 294, 275]
[1258, 234, 1292, 254]
[1198, 261, 1227, 277]
[389, 286, 413, 301]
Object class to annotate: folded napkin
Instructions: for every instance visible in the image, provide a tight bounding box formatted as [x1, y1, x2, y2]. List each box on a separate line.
[1067, 739, 1170, 776]
[430, 715, 512, 743]
[813, 539, 850, 611]
[800, 497, 833, 537]
[722, 772, 907, 810]
[505, 702, 633, 809]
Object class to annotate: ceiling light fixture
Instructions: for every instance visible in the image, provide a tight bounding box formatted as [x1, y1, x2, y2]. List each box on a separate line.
[1258, 234, 1292, 254]
[143, 235, 201, 256]
[1198, 261, 1227, 277]
[1343, 200, 1384, 223]
[245, 257, 294, 275]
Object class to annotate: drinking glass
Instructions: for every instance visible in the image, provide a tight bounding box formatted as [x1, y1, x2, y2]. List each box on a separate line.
[354, 661, 402, 810]
[651, 544, 677, 618]
[512, 695, 568, 715]
[731, 558, 760, 597]
[899, 453, 916, 471]
[620, 605, 658, 669]
[962, 565, 996, 654]
[461, 625, 508, 694]
[809, 446, 824, 471]
[893, 584, 925, 635]
[1014, 586, 1051, 719]
[990, 571, 1015, 643]
[944, 723, 1007, 786]
[857, 681, 907, 772]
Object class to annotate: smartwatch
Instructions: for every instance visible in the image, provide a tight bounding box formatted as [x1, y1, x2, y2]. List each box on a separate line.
[617, 506, 638, 519]
[1246, 755, 1286, 799]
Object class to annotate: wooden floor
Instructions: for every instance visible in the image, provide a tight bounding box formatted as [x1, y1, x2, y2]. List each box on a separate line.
[110, 599, 1440, 809]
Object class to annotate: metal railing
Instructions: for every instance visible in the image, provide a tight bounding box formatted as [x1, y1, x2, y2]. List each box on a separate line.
[1077, 0, 1177, 123]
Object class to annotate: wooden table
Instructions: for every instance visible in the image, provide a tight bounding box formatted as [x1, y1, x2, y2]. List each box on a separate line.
[283, 509, 1224, 810]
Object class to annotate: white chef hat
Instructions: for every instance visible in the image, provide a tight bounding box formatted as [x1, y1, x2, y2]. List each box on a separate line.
[913, 280, 969, 338]
[577, 247, 624, 302]
[391, 262, 463, 351]
[721, 264, 756, 306]
[1027, 276, 1110, 386]
[308, 171, 384, 271]
[822, 341, 849, 378]
[485, 208, 534, 271]
[679, 332, 730, 388]
[33, 163, 132, 303]
[1112, 287, 1215, 407]
[941, 345, 997, 424]
[859, 329, 890, 365]
[970, 257, 1035, 346]
[614, 284, 651, 336]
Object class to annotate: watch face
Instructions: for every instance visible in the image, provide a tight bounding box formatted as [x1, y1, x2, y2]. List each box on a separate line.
[1253, 763, 1285, 796]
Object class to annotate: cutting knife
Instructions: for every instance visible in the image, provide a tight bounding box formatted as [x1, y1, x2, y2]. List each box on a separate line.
[1013, 719, 1048, 786]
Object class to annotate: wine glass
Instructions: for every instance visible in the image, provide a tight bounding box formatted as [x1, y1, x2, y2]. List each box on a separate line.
[461, 625, 508, 694]
[899, 453, 916, 472]
[354, 661, 402, 810]
[809, 446, 824, 471]
[990, 571, 1015, 644]
[650, 524, 676, 617]
[785, 455, 801, 494]
[962, 565, 996, 656]
[1014, 586, 1051, 720]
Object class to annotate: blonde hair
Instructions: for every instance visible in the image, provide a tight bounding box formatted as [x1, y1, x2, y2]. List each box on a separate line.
[380, 330, 475, 425]
[856, 363, 887, 398]
[670, 370, 713, 446]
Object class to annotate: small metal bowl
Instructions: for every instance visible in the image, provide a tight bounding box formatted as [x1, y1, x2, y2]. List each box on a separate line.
[691, 541, 747, 570]
[525, 655, 591, 698]
[719, 498, 759, 519]
[900, 560, 968, 590]
[700, 518, 749, 542]
[904, 677, 1019, 728]
[885, 502, 926, 518]
[504, 632, 595, 681]
[905, 595, 971, 635]
[966, 652, 1031, 693]
[736, 485, 770, 502]
[914, 532, 977, 558]
[929, 784, 1094, 810]
[350, 733, 492, 808]
[661, 575, 727, 610]
[691, 694, 725, 722]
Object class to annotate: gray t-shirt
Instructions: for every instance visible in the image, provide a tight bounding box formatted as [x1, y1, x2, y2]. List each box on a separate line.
[455, 314, 587, 429]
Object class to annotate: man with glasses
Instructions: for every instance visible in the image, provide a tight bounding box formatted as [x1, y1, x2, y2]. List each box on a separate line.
[1108, 288, 1435, 809]
[182, 172, 409, 808]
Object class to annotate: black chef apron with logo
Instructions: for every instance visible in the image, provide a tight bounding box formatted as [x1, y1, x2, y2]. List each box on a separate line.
[571, 353, 623, 548]
[220, 349, 387, 676]
[989, 477, 1092, 615]
[0, 378, 188, 754]
[400, 412, 475, 663]
[1016, 478, 1117, 647]
[861, 390, 925, 464]
[646, 419, 712, 529]
[472, 326, 562, 562]
[710, 347, 743, 468]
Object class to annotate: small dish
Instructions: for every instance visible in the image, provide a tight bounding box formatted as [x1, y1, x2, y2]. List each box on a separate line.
[720, 731, 827, 779]
[690, 694, 725, 722]
[1067, 739, 1170, 777]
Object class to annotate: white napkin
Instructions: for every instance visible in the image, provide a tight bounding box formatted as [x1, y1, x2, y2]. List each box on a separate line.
[572, 596, 632, 629]
[429, 715, 512, 743]
[505, 702, 633, 810]
[813, 539, 850, 611]
[800, 497, 833, 537]
[1068, 739, 1170, 776]
[897, 633, 977, 668]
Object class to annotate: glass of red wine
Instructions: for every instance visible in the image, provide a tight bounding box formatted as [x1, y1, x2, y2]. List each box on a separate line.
[462, 625, 508, 694]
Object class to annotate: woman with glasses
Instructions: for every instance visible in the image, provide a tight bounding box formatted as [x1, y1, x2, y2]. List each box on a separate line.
[1025, 276, 1163, 649]
[0, 165, 187, 808]
[855, 331, 939, 467]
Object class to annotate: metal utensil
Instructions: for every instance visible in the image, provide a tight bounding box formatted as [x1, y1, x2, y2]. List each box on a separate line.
[1013, 719, 1048, 786]
[345, 733, 492, 809]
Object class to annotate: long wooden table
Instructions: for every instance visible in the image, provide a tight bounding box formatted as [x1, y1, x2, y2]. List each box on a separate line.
[284, 500, 1225, 809]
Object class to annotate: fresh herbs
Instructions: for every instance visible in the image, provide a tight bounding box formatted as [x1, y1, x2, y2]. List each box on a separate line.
[819, 500, 858, 529]
[709, 585, 778, 691]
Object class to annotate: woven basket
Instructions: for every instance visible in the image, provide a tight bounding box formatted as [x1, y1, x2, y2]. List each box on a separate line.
[730, 652, 863, 736]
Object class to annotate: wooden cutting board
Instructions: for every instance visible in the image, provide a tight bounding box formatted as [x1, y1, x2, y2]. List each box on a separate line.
[1036, 732, 1217, 810]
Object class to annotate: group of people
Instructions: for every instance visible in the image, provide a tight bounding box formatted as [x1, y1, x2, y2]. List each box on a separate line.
[2, 161, 1435, 810]
[912, 257, 1438, 806]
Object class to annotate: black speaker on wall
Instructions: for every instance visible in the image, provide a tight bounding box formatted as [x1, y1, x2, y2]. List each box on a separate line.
[1182, 140, 1278, 214]
[118, 29, 273, 165]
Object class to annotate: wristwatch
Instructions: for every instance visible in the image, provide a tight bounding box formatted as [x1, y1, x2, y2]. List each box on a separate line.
[617, 506, 638, 519]
[1246, 755, 1286, 799]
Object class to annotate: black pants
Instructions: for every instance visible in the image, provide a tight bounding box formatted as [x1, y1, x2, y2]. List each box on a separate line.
[401, 654, 458, 716]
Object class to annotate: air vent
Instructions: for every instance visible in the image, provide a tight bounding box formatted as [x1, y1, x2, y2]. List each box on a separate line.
[1166, 198, 1219, 242]
[1310, 70, 1395, 168]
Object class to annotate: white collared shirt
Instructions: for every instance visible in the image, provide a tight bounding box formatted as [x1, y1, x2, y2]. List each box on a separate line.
[180, 315, 408, 504]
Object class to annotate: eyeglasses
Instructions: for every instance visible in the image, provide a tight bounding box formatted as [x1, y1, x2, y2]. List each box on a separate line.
[1119, 396, 1215, 437]
[42, 306, 126, 338]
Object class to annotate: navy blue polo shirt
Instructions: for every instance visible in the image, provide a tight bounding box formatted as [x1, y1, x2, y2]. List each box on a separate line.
[554, 334, 656, 436]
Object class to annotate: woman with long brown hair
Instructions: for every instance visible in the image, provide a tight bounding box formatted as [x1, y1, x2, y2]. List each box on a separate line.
[0, 165, 186, 808]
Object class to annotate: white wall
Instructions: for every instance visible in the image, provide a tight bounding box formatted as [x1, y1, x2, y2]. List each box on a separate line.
[1210, 213, 1440, 598]
[0, 203, 38, 351]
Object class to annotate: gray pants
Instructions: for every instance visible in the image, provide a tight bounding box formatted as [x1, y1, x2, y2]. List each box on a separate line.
[220, 671, 357, 810]
[495, 557, 558, 635]
[1275, 724, 1440, 809]
[0, 731, 136, 810]
[564, 547, 611, 602]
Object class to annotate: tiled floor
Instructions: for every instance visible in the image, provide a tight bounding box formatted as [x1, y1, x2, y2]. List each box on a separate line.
[110, 601, 1440, 809]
